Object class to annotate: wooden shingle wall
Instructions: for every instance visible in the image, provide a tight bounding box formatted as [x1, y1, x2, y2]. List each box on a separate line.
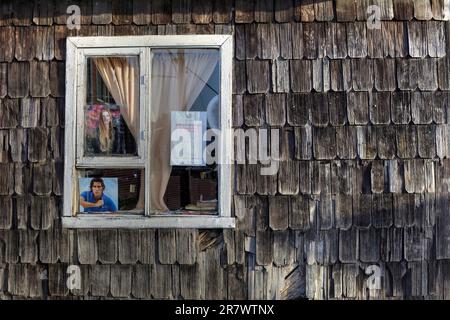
[0, 0, 450, 300]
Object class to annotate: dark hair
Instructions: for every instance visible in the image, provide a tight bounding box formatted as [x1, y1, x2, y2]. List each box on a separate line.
[90, 178, 105, 190]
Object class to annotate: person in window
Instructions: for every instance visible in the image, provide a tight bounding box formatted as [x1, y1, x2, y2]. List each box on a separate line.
[80, 178, 118, 212]
[98, 109, 115, 153]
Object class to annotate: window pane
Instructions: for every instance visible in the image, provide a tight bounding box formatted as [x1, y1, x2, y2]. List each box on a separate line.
[84, 56, 139, 157]
[150, 49, 220, 214]
[77, 168, 144, 214]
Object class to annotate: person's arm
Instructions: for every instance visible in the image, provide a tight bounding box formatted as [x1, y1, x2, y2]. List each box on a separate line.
[103, 195, 118, 212]
[79, 196, 103, 208]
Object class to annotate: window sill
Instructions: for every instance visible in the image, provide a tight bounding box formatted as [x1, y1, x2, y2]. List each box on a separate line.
[62, 215, 235, 229]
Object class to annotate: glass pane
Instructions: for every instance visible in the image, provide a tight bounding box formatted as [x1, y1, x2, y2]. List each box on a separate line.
[150, 48, 220, 215]
[84, 56, 139, 157]
[77, 168, 144, 214]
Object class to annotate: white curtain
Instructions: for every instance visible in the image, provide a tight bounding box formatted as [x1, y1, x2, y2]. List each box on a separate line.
[150, 49, 218, 212]
[93, 57, 145, 210]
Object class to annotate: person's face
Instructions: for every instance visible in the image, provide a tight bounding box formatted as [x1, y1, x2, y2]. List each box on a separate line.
[91, 182, 104, 197]
[102, 111, 111, 124]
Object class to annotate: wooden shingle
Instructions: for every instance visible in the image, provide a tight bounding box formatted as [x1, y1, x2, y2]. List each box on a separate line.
[393, 0, 414, 20]
[314, 1, 333, 21]
[77, 229, 98, 264]
[274, 0, 293, 23]
[346, 22, 368, 58]
[336, 126, 357, 159]
[15, 27, 35, 61]
[158, 229, 177, 264]
[335, 194, 352, 230]
[28, 128, 47, 163]
[290, 60, 312, 93]
[138, 229, 155, 264]
[288, 93, 310, 126]
[34, 26, 54, 60]
[8, 62, 29, 98]
[131, 264, 151, 299]
[0, 27, 14, 62]
[192, 0, 212, 24]
[118, 229, 139, 264]
[359, 228, 381, 262]
[290, 194, 312, 231]
[393, 194, 415, 227]
[92, 0, 113, 25]
[411, 91, 433, 124]
[336, 0, 357, 21]
[254, 0, 273, 23]
[233, 61, 246, 94]
[352, 59, 373, 91]
[97, 229, 117, 264]
[235, 0, 254, 23]
[331, 161, 353, 195]
[376, 126, 396, 159]
[212, 0, 232, 24]
[258, 23, 279, 60]
[0, 63, 6, 98]
[294, 125, 312, 160]
[302, 23, 318, 59]
[372, 194, 393, 228]
[408, 21, 427, 57]
[404, 159, 426, 193]
[278, 160, 299, 195]
[374, 59, 396, 91]
[347, 91, 369, 125]
[291, 23, 304, 59]
[391, 91, 411, 124]
[357, 126, 377, 160]
[330, 59, 352, 92]
[246, 25, 259, 59]
[394, 21, 408, 57]
[427, 21, 446, 57]
[176, 229, 197, 265]
[110, 265, 132, 298]
[312, 59, 330, 93]
[133, 0, 152, 25]
[396, 125, 418, 158]
[417, 125, 437, 158]
[311, 93, 329, 126]
[326, 22, 347, 59]
[30, 61, 50, 98]
[313, 161, 332, 195]
[265, 93, 286, 126]
[396, 58, 419, 90]
[433, 91, 448, 124]
[246, 60, 270, 94]
[339, 228, 358, 263]
[269, 195, 289, 231]
[328, 92, 347, 126]
[313, 127, 336, 160]
[90, 264, 111, 297]
[243, 94, 264, 127]
[436, 192, 450, 259]
[418, 58, 438, 91]
[0, 99, 19, 129]
[414, 0, 433, 20]
[272, 59, 290, 93]
[279, 23, 292, 59]
[370, 91, 391, 125]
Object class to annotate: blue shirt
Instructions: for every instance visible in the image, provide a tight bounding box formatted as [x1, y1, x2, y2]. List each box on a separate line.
[80, 191, 117, 212]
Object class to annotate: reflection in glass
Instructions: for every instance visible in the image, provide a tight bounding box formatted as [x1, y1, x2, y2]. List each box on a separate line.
[84, 56, 139, 157]
[77, 168, 144, 214]
[150, 49, 220, 214]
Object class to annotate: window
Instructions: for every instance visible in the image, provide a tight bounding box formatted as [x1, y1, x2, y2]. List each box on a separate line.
[63, 35, 234, 229]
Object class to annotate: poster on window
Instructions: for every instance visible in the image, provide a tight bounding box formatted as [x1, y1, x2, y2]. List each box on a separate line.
[170, 111, 207, 166]
[79, 177, 119, 213]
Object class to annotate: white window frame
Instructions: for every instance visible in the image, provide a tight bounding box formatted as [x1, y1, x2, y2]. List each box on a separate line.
[62, 35, 234, 229]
